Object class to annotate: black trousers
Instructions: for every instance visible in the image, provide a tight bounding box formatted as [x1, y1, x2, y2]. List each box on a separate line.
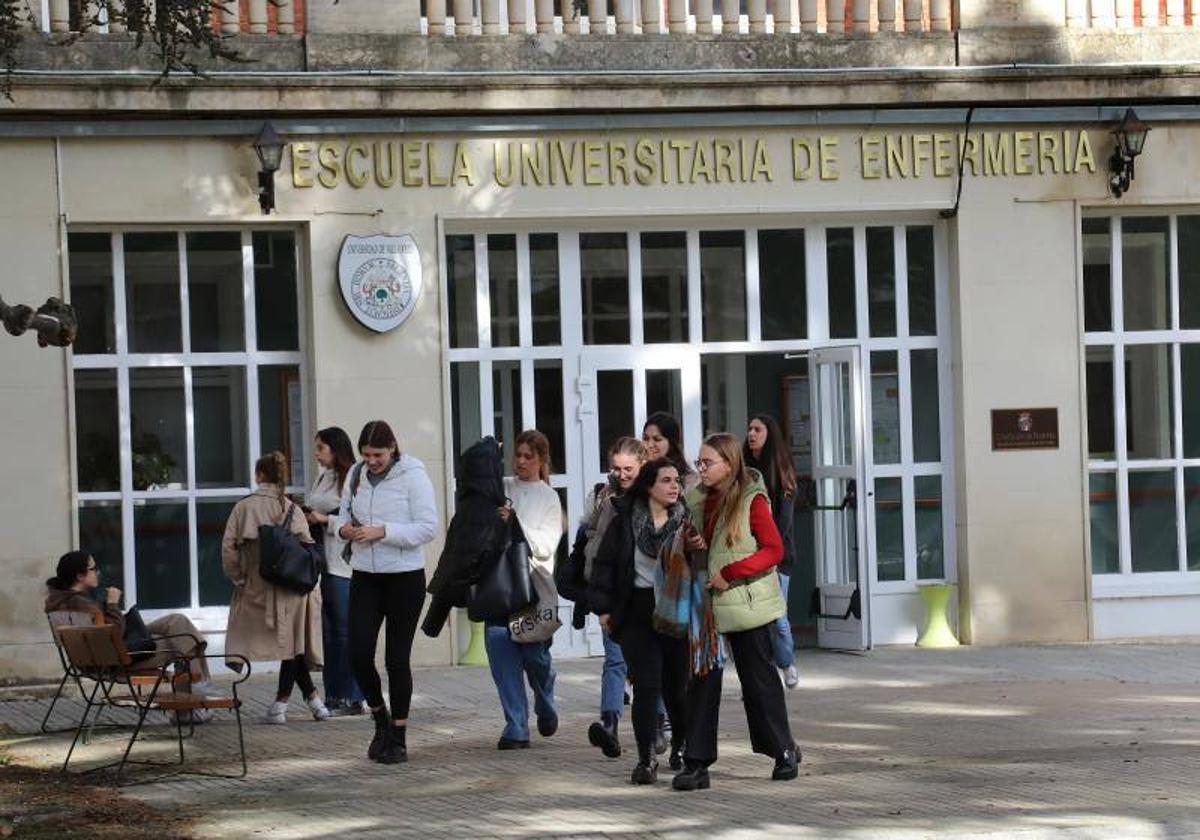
[618, 588, 689, 757]
[683, 621, 794, 767]
[348, 569, 426, 720]
[277, 655, 316, 700]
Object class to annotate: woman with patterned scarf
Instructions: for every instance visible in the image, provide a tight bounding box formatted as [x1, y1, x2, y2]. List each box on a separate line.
[588, 458, 690, 786]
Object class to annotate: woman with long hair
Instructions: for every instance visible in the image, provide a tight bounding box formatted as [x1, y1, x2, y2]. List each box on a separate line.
[331, 420, 438, 764]
[582, 436, 647, 759]
[589, 458, 690, 785]
[306, 426, 365, 715]
[642, 412, 697, 491]
[486, 429, 565, 749]
[672, 433, 799, 791]
[743, 413, 800, 689]
[223, 451, 328, 725]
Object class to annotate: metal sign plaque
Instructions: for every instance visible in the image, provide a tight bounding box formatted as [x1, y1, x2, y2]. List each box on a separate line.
[337, 234, 422, 333]
[991, 408, 1059, 451]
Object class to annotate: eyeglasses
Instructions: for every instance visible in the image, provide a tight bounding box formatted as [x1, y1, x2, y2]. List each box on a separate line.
[693, 458, 722, 471]
[86, 564, 98, 573]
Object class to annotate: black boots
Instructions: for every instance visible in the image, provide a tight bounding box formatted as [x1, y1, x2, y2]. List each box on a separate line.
[630, 744, 658, 785]
[671, 761, 710, 791]
[587, 711, 621, 758]
[368, 707, 407, 764]
[772, 743, 801, 780]
[668, 736, 686, 771]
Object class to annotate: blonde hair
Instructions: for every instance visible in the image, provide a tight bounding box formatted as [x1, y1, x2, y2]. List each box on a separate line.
[515, 429, 552, 482]
[609, 436, 648, 463]
[701, 433, 753, 547]
[255, 451, 289, 506]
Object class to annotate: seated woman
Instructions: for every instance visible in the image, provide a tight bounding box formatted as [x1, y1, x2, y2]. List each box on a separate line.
[44, 550, 222, 703]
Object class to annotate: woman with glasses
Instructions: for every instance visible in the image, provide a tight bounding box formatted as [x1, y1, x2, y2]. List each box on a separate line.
[743, 414, 800, 690]
[44, 551, 220, 700]
[672, 433, 799, 791]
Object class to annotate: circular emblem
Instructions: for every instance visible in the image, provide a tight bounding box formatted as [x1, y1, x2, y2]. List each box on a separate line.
[349, 258, 413, 321]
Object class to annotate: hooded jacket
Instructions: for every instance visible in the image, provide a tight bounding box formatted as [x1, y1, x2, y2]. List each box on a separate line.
[328, 453, 439, 575]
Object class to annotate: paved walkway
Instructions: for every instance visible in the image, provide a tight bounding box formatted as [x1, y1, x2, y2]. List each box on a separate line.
[3, 644, 1199, 839]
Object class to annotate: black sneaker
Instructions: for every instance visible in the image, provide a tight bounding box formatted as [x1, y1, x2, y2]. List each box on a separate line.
[668, 739, 685, 771]
[654, 713, 670, 755]
[671, 764, 710, 791]
[328, 699, 366, 718]
[630, 759, 659, 785]
[497, 736, 530, 750]
[537, 715, 558, 737]
[587, 713, 621, 759]
[772, 744, 801, 781]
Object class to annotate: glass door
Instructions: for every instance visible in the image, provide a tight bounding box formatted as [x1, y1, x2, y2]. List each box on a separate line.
[809, 346, 870, 650]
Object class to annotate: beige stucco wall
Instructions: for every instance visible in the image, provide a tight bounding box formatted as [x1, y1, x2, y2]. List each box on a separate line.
[4, 121, 1197, 680]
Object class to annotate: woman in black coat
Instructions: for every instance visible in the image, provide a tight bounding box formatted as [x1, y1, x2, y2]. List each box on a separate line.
[588, 458, 690, 785]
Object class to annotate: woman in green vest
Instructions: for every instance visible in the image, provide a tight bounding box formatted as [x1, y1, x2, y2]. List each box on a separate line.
[672, 433, 800, 792]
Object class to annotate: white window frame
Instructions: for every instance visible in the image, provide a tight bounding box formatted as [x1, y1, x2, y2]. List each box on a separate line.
[69, 227, 309, 629]
[1083, 210, 1200, 600]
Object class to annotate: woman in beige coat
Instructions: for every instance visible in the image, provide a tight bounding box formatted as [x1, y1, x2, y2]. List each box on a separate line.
[222, 451, 328, 725]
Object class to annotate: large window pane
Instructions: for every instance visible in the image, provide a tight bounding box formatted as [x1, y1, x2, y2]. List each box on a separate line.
[130, 367, 186, 491]
[493, 361, 523, 473]
[530, 234, 561, 346]
[870, 351, 900, 465]
[450, 361, 482, 477]
[911, 349, 941, 463]
[446, 235, 478, 349]
[1082, 218, 1113, 333]
[1125, 344, 1173, 460]
[827, 228, 856, 339]
[1122, 217, 1170, 332]
[907, 226, 937, 336]
[253, 231, 299, 351]
[68, 232, 116, 355]
[867, 226, 896, 337]
[488, 234, 519, 348]
[597, 369, 633, 472]
[701, 230, 746, 342]
[187, 232, 245, 352]
[134, 500, 190, 609]
[1129, 470, 1179, 573]
[1183, 345, 1200, 458]
[1185, 468, 1200, 572]
[75, 369, 119, 492]
[646, 368, 683, 421]
[194, 366, 248, 488]
[534, 361, 565, 474]
[1181, 217, 1200, 329]
[1086, 346, 1116, 459]
[1089, 472, 1119, 574]
[915, 475, 944, 579]
[759, 229, 806, 341]
[79, 501, 123, 592]
[874, 477, 904, 582]
[259, 365, 304, 487]
[125, 232, 181, 353]
[642, 231, 689, 343]
[700, 353, 748, 437]
[581, 233, 630, 345]
[198, 498, 237, 607]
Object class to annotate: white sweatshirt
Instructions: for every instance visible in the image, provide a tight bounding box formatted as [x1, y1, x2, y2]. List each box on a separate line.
[504, 476, 564, 575]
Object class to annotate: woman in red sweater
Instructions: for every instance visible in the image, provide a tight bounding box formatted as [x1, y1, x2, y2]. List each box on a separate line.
[673, 432, 800, 791]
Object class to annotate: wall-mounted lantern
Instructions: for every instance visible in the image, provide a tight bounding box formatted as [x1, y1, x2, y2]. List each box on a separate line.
[1108, 108, 1150, 199]
[252, 121, 286, 214]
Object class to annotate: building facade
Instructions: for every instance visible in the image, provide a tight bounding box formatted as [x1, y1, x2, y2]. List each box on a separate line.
[2, 0, 1200, 680]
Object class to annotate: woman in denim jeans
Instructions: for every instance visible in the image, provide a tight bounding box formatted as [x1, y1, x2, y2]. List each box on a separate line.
[306, 427, 365, 716]
[486, 430, 565, 750]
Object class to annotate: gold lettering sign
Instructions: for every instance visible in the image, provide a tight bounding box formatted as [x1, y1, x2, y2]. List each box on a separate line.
[290, 131, 1099, 190]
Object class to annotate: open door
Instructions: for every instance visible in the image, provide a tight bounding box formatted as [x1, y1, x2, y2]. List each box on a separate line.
[809, 346, 870, 650]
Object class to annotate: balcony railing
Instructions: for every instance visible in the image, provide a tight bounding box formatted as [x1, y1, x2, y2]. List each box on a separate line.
[27, 0, 306, 34]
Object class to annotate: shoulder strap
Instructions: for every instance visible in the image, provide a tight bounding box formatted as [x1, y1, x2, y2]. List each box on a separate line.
[349, 462, 366, 499]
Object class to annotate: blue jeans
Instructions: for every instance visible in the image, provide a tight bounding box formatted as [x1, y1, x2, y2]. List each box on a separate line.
[600, 629, 627, 716]
[321, 574, 364, 703]
[770, 572, 796, 670]
[484, 622, 557, 742]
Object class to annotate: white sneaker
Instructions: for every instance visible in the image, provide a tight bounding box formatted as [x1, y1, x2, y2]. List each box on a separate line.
[174, 708, 215, 725]
[262, 700, 288, 725]
[189, 680, 228, 699]
[306, 696, 331, 721]
[783, 665, 800, 689]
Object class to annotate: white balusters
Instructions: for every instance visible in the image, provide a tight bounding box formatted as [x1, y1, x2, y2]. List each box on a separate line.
[1140, 0, 1159, 25]
[452, 0, 474, 33]
[1115, 0, 1134, 27]
[720, 0, 739, 30]
[617, 0, 635, 32]
[217, 0, 240, 34]
[276, 0, 294, 34]
[107, 0, 126, 32]
[827, 0, 845, 32]
[428, 0, 448, 33]
[1065, 0, 1087, 27]
[1190, 0, 1199, 27]
[902, 0, 921, 30]
[1090, 0, 1116, 26]
[588, 0, 607, 32]
[482, 0, 501, 33]
[877, 0, 896, 30]
[640, 0, 659, 32]
[852, 0, 868, 31]
[247, 0, 267, 33]
[507, 0, 527, 31]
[772, 0, 791, 32]
[49, 0, 69, 31]
[667, 0, 687, 31]
[695, 0, 714, 31]
[930, 0, 949, 29]
[748, 0, 766, 31]
[800, 0, 818, 31]
[1165, 0, 1184, 25]
[535, 0, 554, 31]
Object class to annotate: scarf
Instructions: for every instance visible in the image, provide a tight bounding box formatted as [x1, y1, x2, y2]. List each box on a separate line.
[652, 528, 726, 678]
[631, 498, 687, 560]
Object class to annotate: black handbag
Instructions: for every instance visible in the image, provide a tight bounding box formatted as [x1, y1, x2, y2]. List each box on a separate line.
[553, 524, 588, 605]
[259, 503, 322, 594]
[122, 605, 157, 662]
[468, 518, 534, 623]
